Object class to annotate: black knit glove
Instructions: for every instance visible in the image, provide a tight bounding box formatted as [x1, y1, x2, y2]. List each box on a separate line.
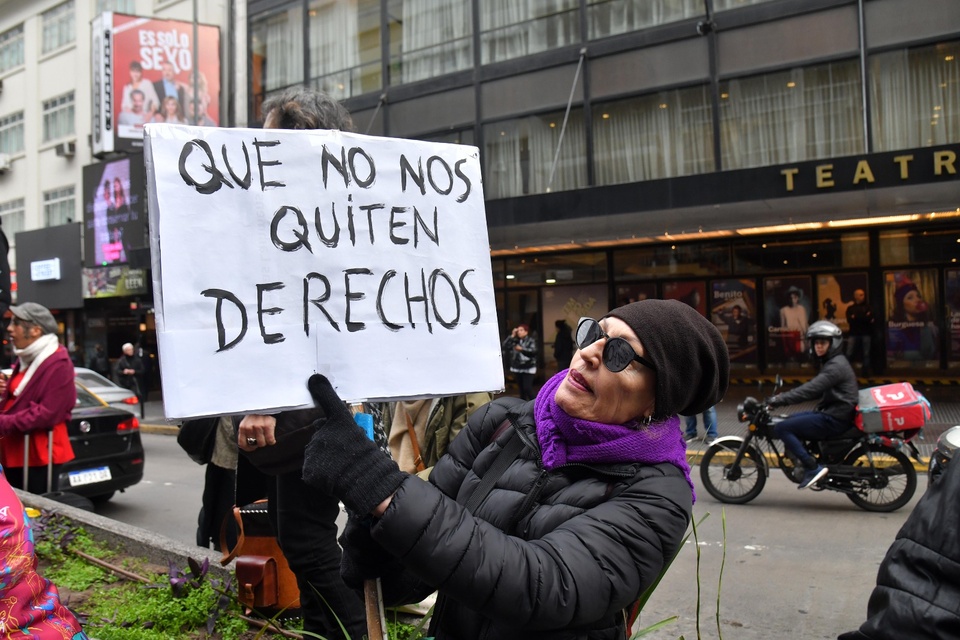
[302, 374, 407, 515]
[765, 396, 782, 408]
[339, 515, 396, 589]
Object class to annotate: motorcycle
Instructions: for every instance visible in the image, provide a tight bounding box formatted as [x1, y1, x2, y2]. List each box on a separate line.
[699, 377, 924, 512]
[927, 424, 960, 484]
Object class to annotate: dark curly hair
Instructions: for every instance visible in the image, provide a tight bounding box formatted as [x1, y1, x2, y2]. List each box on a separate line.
[261, 87, 354, 132]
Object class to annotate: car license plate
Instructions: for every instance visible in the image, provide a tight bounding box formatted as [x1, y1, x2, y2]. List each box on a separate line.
[68, 466, 112, 487]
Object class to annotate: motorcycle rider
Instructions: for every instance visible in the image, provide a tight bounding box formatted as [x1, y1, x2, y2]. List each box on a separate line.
[765, 320, 859, 489]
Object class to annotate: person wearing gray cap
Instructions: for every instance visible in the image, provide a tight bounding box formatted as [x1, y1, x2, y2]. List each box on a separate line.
[299, 298, 729, 640]
[0, 302, 77, 493]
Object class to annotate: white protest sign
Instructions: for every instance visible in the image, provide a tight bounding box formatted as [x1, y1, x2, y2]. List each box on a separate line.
[143, 123, 504, 419]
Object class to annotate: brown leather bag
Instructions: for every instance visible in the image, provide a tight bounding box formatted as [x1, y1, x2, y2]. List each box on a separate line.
[220, 500, 301, 615]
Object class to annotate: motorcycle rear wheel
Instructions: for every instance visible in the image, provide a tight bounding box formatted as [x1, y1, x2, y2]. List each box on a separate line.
[843, 444, 917, 512]
[700, 440, 767, 504]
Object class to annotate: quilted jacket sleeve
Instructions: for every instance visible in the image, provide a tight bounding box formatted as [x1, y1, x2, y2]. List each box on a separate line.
[369, 399, 691, 630]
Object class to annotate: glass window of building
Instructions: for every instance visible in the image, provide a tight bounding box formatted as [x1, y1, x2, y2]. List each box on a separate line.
[733, 232, 868, 273]
[43, 186, 75, 227]
[594, 85, 714, 185]
[310, 0, 381, 100]
[0, 198, 25, 247]
[97, 0, 136, 11]
[0, 25, 24, 73]
[251, 4, 305, 120]
[418, 128, 475, 146]
[42, 1, 75, 54]
[42, 92, 74, 142]
[483, 108, 587, 199]
[713, 0, 777, 10]
[719, 58, 863, 170]
[613, 242, 731, 280]
[879, 227, 960, 266]
[870, 40, 960, 152]
[505, 252, 607, 287]
[587, 0, 702, 40]
[480, 0, 579, 65]
[388, 0, 472, 85]
[0, 112, 24, 155]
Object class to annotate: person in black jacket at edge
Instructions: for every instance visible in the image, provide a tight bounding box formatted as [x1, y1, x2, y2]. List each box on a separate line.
[838, 447, 960, 639]
[765, 320, 859, 490]
[300, 299, 729, 640]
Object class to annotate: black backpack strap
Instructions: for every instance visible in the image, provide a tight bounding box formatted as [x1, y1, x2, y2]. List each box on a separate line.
[464, 417, 523, 515]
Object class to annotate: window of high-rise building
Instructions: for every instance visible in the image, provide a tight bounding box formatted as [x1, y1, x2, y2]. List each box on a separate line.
[0, 112, 24, 155]
[42, 91, 75, 142]
[593, 85, 714, 185]
[388, 0, 472, 85]
[97, 0, 136, 12]
[587, 0, 702, 40]
[0, 25, 24, 73]
[251, 4, 305, 120]
[309, 0, 382, 99]
[713, 0, 778, 10]
[870, 39, 960, 152]
[483, 108, 587, 199]
[0, 198, 25, 247]
[719, 58, 863, 170]
[42, 1, 75, 54]
[480, 0, 578, 65]
[43, 186, 75, 227]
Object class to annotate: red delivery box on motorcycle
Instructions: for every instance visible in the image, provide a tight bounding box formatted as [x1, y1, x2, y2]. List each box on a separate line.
[855, 382, 931, 433]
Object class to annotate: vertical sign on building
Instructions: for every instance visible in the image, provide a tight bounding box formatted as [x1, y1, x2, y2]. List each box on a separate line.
[92, 12, 221, 156]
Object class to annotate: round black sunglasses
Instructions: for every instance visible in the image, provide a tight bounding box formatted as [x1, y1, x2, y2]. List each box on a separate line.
[576, 317, 656, 373]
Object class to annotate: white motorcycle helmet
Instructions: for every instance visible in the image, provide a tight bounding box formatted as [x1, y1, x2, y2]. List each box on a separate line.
[806, 320, 843, 353]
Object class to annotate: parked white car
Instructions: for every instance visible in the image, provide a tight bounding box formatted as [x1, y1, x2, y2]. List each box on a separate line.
[73, 367, 140, 412]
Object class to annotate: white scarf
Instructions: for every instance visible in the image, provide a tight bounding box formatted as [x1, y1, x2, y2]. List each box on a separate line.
[12, 333, 61, 397]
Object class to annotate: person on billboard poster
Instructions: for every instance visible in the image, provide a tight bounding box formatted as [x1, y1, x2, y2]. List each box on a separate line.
[726, 304, 751, 350]
[118, 89, 149, 127]
[153, 96, 188, 124]
[120, 60, 159, 118]
[779, 286, 809, 360]
[153, 60, 187, 107]
[888, 276, 939, 362]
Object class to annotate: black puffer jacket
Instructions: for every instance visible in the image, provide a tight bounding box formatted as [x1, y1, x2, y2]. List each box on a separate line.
[771, 347, 858, 423]
[359, 397, 693, 640]
[838, 450, 960, 639]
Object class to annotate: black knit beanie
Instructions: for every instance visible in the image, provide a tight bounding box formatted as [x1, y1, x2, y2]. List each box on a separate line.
[605, 299, 729, 419]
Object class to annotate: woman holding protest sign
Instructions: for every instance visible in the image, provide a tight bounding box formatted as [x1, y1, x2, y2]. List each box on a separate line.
[301, 298, 729, 639]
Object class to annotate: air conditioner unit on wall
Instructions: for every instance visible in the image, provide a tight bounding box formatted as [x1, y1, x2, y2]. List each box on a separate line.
[0, 153, 10, 173]
[55, 141, 76, 158]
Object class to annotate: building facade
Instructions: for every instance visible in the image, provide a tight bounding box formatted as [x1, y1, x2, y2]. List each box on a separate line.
[247, 0, 960, 381]
[0, 0, 239, 380]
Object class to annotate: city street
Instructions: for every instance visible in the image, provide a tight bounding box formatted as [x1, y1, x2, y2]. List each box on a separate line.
[98, 428, 925, 639]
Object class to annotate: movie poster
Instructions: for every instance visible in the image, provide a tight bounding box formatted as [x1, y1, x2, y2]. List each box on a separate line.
[663, 280, 707, 316]
[82, 156, 147, 267]
[82, 266, 149, 298]
[615, 282, 657, 307]
[764, 276, 812, 365]
[93, 12, 221, 155]
[541, 284, 608, 372]
[711, 279, 757, 365]
[946, 269, 960, 364]
[815, 273, 869, 333]
[884, 269, 940, 367]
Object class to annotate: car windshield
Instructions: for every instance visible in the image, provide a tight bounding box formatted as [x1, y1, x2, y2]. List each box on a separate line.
[75, 383, 108, 409]
[75, 369, 116, 388]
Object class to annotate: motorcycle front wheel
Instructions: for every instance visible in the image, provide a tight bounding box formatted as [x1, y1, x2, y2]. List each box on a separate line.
[843, 444, 917, 512]
[699, 440, 767, 504]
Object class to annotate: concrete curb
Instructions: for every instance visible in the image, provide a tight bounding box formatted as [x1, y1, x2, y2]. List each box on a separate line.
[16, 488, 232, 579]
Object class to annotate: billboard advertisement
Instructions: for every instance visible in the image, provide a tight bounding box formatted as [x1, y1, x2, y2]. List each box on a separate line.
[82, 154, 147, 267]
[92, 12, 220, 155]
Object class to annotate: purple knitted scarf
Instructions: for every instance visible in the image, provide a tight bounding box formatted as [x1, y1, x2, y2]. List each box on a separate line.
[534, 370, 695, 501]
